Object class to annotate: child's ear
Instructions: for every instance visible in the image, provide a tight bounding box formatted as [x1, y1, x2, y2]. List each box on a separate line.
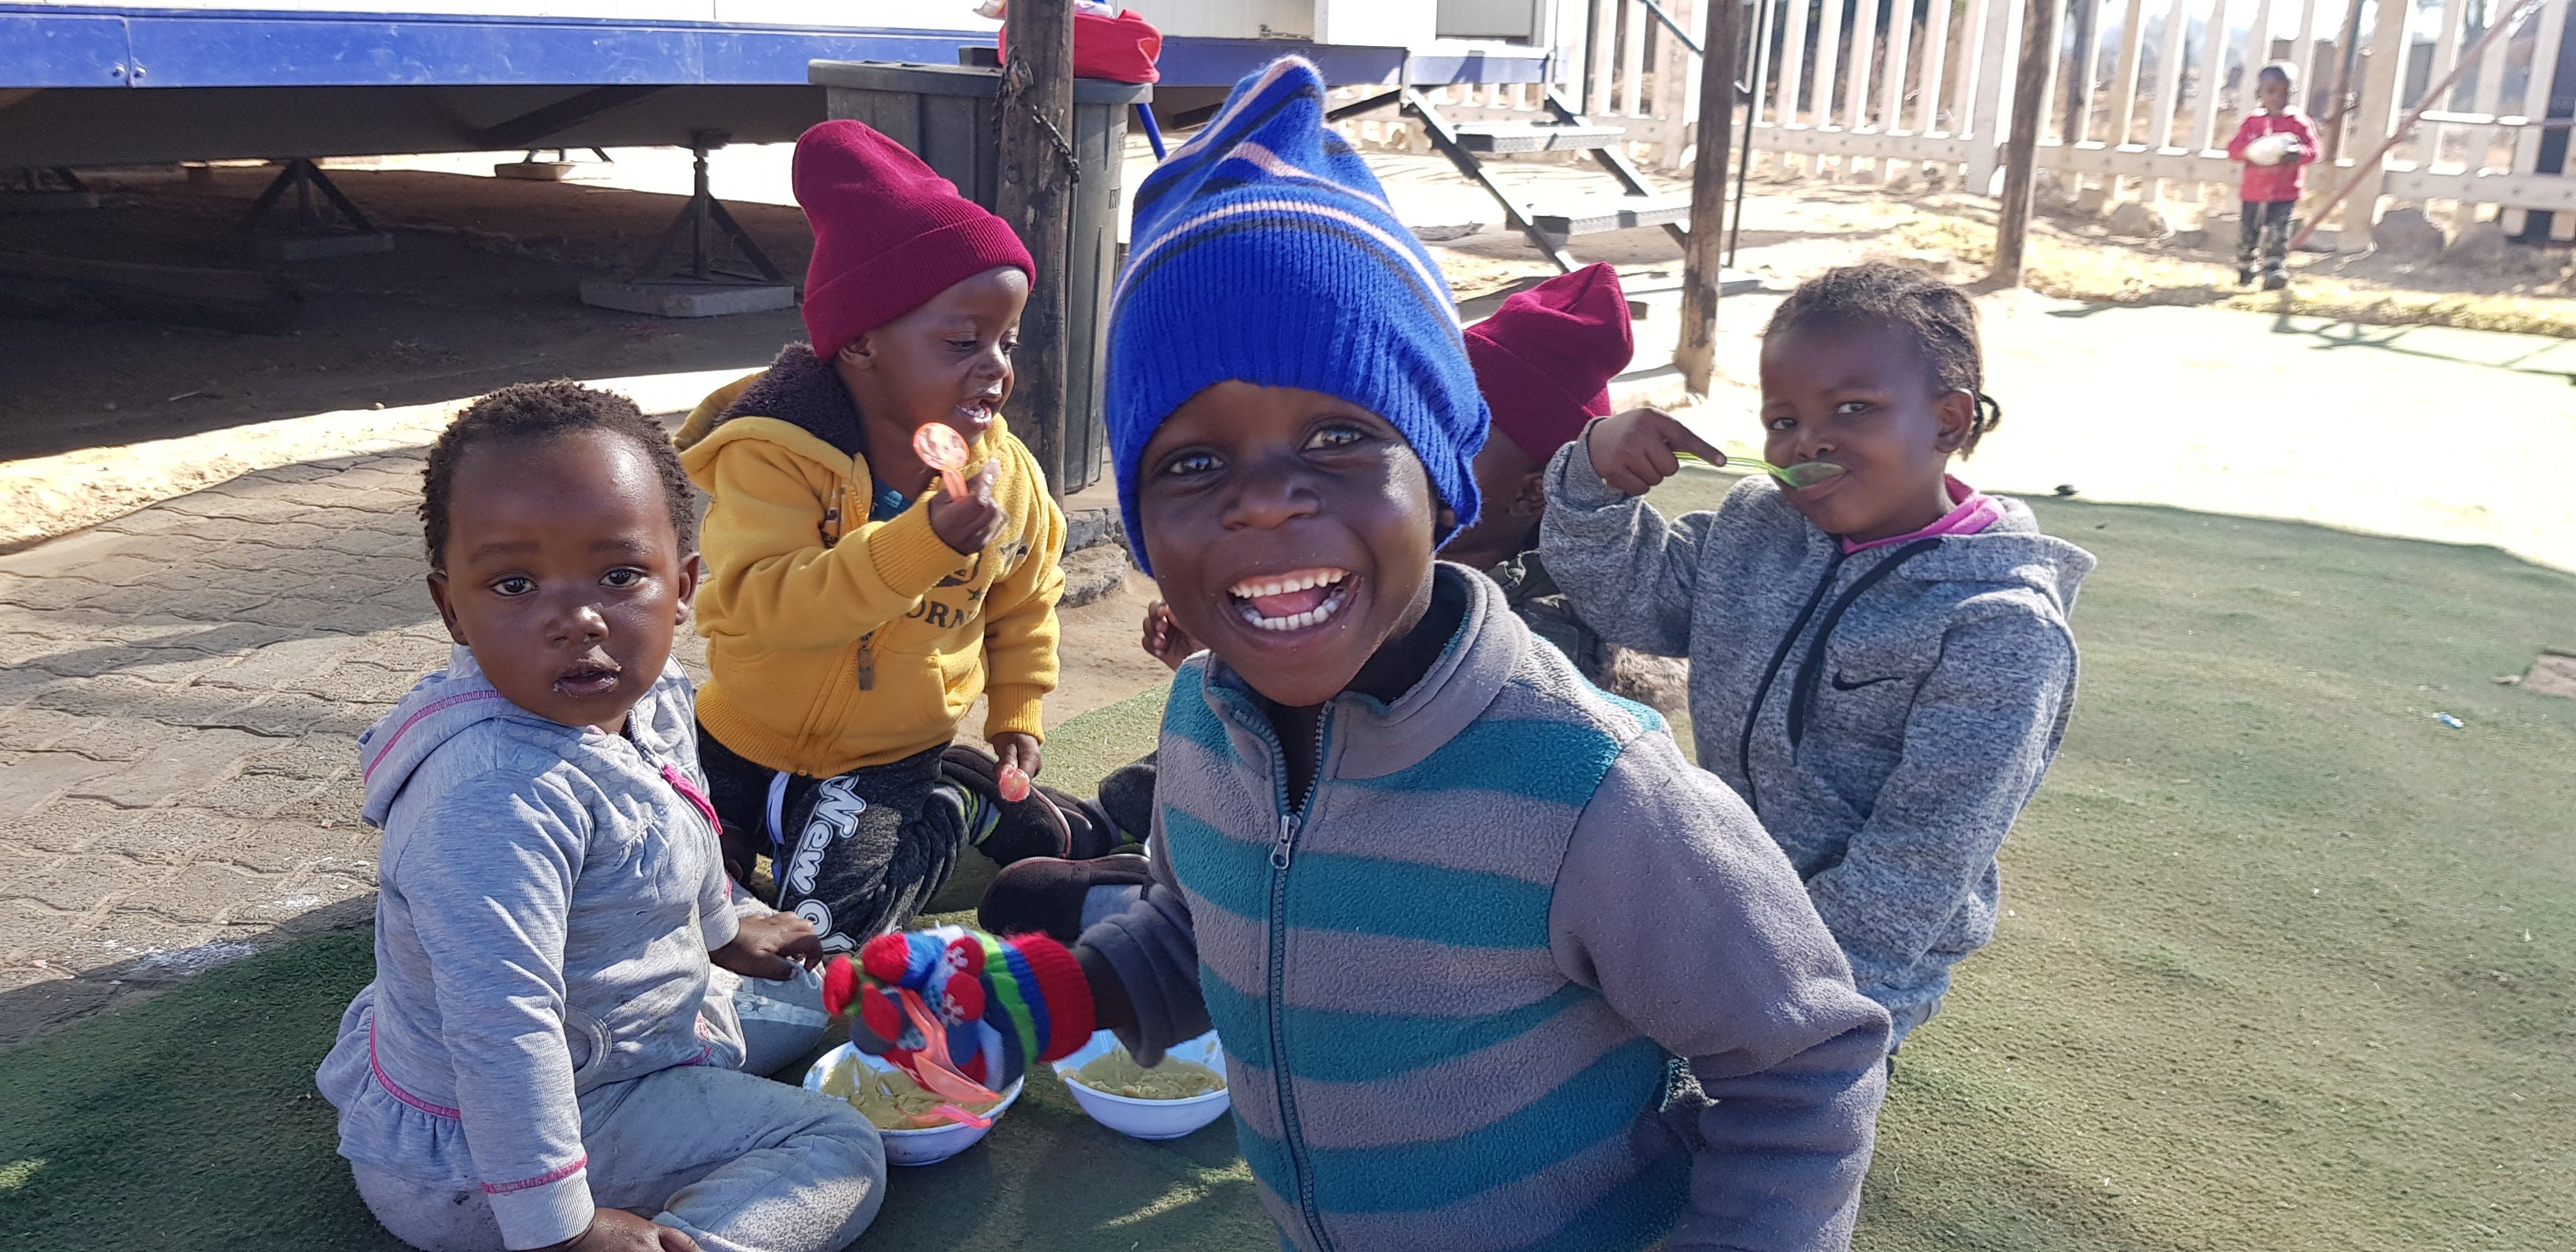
[1510, 468, 1547, 520]
[1931, 390, 1977, 454]
[1435, 503, 1458, 534]
[675, 553, 703, 625]
[837, 336, 875, 371]
[425, 571, 468, 647]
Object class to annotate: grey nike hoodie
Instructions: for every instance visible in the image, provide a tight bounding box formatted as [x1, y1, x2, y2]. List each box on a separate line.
[1542, 443, 2095, 1041]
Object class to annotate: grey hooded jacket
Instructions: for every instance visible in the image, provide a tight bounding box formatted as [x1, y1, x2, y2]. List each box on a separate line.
[1542, 443, 2094, 1041]
[315, 648, 744, 1247]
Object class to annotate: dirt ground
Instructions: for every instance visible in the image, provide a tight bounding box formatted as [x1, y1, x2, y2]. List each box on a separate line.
[12, 141, 2569, 464]
[4, 142, 2574, 570]
[0, 161, 818, 464]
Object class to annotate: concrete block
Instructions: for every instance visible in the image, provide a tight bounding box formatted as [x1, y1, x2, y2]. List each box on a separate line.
[579, 280, 799, 319]
[256, 232, 395, 263]
[0, 751, 122, 820]
[2373, 206, 2446, 259]
[1058, 546, 1132, 610]
[494, 161, 576, 181]
[2107, 200, 2175, 240]
[2441, 221, 2561, 276]
[1064, 507, 1125, 554]
[0, 190, 101, 214]
[70, 728, 266, 808]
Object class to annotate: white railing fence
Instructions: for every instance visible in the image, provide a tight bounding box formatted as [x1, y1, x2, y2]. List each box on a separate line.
[1339, 0, 2576, 248]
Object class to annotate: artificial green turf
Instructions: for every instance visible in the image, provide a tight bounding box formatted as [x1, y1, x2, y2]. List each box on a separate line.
[5, 481, 2572, 1250]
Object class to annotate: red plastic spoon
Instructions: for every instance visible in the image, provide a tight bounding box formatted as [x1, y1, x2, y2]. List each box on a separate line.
[913, 423, 971, 501]
[996, 761, 1031, 804]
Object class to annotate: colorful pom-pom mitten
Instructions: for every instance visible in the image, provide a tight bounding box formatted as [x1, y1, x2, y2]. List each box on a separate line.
[823, 924, 1096, 1092]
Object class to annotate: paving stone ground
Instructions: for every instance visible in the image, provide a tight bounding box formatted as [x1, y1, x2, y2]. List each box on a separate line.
[0, 438, 1156, 1044]
[0, 447, 652, 1042]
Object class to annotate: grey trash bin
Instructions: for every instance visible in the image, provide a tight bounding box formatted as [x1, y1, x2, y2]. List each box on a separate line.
[808, 60, 1151, 496]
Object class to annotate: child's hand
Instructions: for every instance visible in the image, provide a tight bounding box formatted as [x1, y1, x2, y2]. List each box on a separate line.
[928, 462, 1006, 554]
[712, 912, 823, 981]
[821, 925, 1095, 1094]
[1140, 599, 1199, 671]
[990, 731, 1043, 781]
[540, 1210, 697, 1252]
[1585, 408, 1728, 496]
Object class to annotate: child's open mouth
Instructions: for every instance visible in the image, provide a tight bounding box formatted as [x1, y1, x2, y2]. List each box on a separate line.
[1227, 567, 1352, 632]
[554, 657, 624, 698]
[953, 397, 1000, 431]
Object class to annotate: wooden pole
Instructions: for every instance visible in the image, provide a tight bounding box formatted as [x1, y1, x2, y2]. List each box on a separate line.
[2319, 0, 2368, 165]
[997, 0, 1077, 494]
[1675, 0, 1742, 394]
[1991, 0, 2066, 287]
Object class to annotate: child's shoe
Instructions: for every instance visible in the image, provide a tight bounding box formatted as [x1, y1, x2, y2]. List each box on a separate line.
[1094, 756, 1157, 853]
[940, 745, 1114, 863]
[978, 853, 1154, 943]
[2235, 266, 2256, 287]
[2262, 266, 2288, 291]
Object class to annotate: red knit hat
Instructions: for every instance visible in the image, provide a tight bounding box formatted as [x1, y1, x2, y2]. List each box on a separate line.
[1463, 263, 1634, 460]
[792, 119, 1035, 362]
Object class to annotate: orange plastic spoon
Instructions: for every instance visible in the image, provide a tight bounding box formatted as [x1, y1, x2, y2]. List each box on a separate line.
[913, 423, 971, 500]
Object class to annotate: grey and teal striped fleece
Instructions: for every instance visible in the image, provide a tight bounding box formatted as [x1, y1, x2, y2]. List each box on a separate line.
[1079, 566, 1890, 1251]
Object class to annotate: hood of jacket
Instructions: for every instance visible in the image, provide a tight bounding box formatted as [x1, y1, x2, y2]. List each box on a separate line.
[1885, 493, 2095, 611]
[671, 343, 866, 458]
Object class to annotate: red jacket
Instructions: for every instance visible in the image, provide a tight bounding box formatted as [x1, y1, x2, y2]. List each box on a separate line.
[2227, 111, 2320, 203]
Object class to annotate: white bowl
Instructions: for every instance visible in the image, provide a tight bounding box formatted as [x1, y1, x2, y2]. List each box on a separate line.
[1051, 1030, 1232, 1141]
[802, 1042, 1023, 1166]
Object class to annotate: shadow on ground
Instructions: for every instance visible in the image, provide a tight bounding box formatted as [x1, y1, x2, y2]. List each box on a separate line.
[0, 165, 810, 461]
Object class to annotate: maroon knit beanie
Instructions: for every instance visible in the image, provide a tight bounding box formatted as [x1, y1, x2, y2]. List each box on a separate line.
[1463, 263, 1633, 461]
[792, 120, 1035, 362]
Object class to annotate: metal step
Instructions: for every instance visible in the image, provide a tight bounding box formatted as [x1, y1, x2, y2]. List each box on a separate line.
[1452, 121, 1627, 153]
[1529, 195, 1692, 239]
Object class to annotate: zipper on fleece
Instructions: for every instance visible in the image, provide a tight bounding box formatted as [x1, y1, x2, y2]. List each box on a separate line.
[1736, 551, 1846, 814]
[855, 633, 875, 691]
[1243, 701, 1337, 1252]
[1782, 537, 1943, 748]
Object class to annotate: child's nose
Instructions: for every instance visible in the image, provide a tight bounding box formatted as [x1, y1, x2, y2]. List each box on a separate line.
[1220, 458, 1321, 530]
[550, 599, 610, 643]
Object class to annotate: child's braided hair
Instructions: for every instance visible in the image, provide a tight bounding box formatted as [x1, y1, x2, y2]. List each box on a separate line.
[420, 379, 697, 570]
[1762, 261, 2004, 456]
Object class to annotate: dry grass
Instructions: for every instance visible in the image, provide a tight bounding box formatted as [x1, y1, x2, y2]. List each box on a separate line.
[1890, 211, 2576, 339]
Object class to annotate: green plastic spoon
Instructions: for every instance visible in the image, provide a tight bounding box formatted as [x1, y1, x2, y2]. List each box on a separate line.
[1680, 448, 1849, 489]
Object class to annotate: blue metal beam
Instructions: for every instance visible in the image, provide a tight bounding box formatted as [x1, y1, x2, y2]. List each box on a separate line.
[0, 5, 985, 89]
[0, 6, 1552, 91]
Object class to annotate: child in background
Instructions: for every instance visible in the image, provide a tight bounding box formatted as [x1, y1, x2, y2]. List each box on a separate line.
[674, 119, 1114, 956]
[318, 383, 884, 1252]
[977, 263, 1682, 941]
[829, 59, 1890, 1252]
[2225, 61, 2320, 289]
[1541, 263, 2095, 1050]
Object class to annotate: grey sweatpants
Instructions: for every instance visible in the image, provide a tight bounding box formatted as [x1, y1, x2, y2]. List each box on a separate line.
[351, 968, 884, 1252]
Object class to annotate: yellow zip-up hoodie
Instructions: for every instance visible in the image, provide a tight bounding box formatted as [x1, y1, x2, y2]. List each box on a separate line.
[675, 346, 1065, 778]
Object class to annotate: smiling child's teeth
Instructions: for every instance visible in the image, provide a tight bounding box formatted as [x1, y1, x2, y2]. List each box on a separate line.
[1237, 581, 1349, 631]
[1228, 568, 1346, 600]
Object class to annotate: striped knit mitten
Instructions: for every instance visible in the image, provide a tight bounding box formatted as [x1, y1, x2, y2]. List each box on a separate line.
[821, 924, 1094, 1094]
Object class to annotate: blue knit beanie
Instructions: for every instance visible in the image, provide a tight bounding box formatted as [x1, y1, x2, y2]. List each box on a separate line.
[1105, 57, 1488, 575]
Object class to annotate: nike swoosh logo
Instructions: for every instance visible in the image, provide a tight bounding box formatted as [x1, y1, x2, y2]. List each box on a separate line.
[1830, 673, 1905, 692]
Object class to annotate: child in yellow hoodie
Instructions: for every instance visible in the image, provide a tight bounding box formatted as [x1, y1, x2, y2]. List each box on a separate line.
[675, 119, 1107, 954]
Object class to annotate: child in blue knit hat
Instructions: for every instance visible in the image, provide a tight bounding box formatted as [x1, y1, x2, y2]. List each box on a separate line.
[821, 57, 1890, 1252]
